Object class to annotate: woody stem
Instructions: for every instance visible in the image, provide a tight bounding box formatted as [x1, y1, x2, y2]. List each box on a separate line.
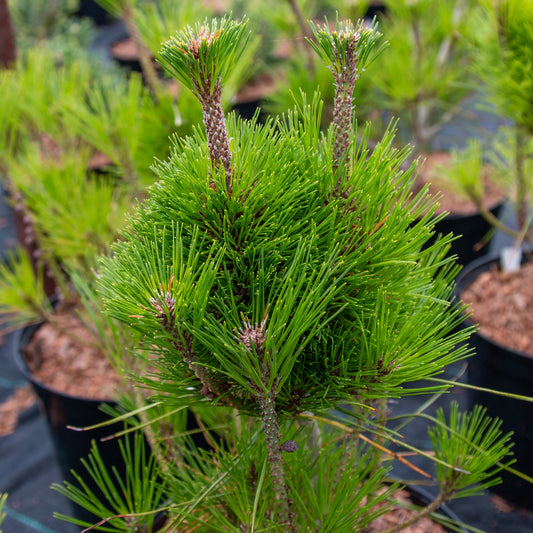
[256, 386, 296, 532]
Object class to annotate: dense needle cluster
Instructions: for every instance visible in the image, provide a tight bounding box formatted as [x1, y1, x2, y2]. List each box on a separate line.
[94, 15, 514, 532]
[159, 17, 249, 189]
[308, 19, 385, 174]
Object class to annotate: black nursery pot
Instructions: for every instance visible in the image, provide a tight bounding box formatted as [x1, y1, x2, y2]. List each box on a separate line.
[429, 203, 502, 266]
[12, 323, 133, 522]
[12, 322, 214, 522]
[75, 0, 114, 26]
[455, 253, 533, 509]
[365, 2, 388, 19]
[232, 99, 267, 123]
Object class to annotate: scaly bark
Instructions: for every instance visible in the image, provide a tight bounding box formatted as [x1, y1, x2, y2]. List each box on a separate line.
[256, 386, 296, 532]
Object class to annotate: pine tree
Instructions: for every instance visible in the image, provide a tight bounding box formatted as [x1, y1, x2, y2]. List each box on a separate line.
[83, 16, 515, 531]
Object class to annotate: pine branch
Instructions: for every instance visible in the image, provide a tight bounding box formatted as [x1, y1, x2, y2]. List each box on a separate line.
[158, 17, 250, 192]
[307, 18, 384, 179]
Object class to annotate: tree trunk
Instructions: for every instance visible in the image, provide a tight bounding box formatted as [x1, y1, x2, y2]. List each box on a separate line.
[0, 0, 16, 69]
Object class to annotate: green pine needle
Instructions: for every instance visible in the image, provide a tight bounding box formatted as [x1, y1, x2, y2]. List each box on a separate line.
[158, 15, 251, 96]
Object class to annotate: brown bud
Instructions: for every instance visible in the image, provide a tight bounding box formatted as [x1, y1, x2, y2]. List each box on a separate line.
[281, 440, 298, 453]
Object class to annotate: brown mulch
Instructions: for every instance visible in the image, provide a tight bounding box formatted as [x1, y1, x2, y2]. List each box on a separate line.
[0, 327, 36, 436]
[23, 308, 123, 400]
[0, 386, 37, 436]
[490, 494, 533, 518]
[461, 261, 533, 357]
[0, 304, 122, 434]
[491, 494, 515, 513]
[365, 489, 447, 533]
[88, 151, 113, 171]
[236, 73, 277, 104]
[417, 152, 503, 216]
[111, 38, 139, 61]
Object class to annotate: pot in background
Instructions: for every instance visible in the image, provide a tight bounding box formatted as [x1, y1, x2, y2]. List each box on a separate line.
[428, 203, 502, 266]
[12, 320, 215, 522]
[12, 323, 130, 522]
[455, 253, 533, 509]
